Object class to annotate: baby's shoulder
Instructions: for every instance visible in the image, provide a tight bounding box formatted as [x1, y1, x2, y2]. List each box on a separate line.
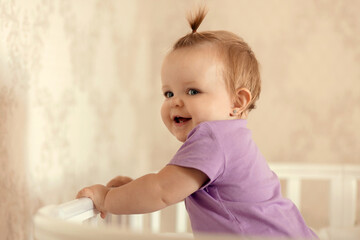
[190, 120, 249, 145]
[200, 120, 249, 135]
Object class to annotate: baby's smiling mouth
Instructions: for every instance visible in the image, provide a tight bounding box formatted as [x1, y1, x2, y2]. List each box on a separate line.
[174, 116, 192, 124]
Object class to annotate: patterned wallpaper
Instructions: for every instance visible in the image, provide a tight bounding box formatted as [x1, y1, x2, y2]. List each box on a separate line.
[0, 0, 359, 239]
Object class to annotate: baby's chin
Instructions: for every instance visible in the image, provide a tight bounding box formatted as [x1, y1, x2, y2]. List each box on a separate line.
[176, 135, 187, 143]
[175, 124, 201, 142]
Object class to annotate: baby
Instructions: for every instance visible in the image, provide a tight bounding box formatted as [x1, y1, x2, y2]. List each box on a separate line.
[77, 7, 317, 239]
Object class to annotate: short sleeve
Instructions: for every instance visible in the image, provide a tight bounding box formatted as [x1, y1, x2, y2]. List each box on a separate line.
[167, 123, 225, 189]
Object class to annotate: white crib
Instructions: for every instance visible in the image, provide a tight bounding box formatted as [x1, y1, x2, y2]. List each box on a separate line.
[270, 163, 360, 240]
[33, 163, 360, 240]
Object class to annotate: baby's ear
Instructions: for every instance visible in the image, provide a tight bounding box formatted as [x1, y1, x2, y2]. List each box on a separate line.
[231, 88, 252, 117]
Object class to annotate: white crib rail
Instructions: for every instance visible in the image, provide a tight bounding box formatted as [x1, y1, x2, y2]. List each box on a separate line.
[269, 163, 360, 228]
[35, 197, 190, 234]
[35, 198, 98, 224]
[34, 199, 193, 240]
[56, 198, 98, 222]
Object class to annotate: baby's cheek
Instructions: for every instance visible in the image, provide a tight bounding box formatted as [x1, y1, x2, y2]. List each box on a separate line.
[161, 108, 173, 132]
[160, 104, 169, 122]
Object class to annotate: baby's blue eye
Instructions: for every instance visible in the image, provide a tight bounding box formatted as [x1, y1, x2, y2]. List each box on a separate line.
[188, 89, 199, 95]
[164, 91, 174, 98]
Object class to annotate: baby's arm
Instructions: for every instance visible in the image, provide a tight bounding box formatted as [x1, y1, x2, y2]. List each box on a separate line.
[106, 176, 133, 188]
[77, 165, 208, 215]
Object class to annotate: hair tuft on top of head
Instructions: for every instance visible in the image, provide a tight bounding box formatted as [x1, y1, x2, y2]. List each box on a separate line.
[187, 6, 208, 33]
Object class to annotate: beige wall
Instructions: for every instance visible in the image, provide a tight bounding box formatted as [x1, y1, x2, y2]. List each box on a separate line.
[0, 0, 359, 239]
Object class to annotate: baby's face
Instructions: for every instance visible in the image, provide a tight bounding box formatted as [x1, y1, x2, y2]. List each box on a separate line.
[160, 44, 233, 142]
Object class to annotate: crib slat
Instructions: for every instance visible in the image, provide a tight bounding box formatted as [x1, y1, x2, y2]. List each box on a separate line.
[343, 177, 357, 226]
[329, 177, 343, 227]
[129, 214, 144, 232]
[286, 179, 302, 210]
[150, 211, 161, 233]
[175, 201, 187, 233]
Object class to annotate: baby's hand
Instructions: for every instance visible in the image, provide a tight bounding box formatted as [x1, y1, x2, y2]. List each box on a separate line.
[76, 184, 110, 219]
[106, 176, 133, 188]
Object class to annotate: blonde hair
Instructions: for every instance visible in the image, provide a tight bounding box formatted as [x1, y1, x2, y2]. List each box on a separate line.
[173, 7, 261, 112]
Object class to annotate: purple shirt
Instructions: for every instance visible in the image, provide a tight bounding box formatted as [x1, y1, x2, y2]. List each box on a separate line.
[168, 120, 317, 239]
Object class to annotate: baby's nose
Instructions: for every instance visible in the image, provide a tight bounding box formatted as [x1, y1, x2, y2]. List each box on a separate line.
[170, 96, 184, 107]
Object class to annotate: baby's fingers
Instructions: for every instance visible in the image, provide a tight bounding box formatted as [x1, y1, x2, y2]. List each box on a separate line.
[100, 211, 107, 219]
[76, 187, 93, 199]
